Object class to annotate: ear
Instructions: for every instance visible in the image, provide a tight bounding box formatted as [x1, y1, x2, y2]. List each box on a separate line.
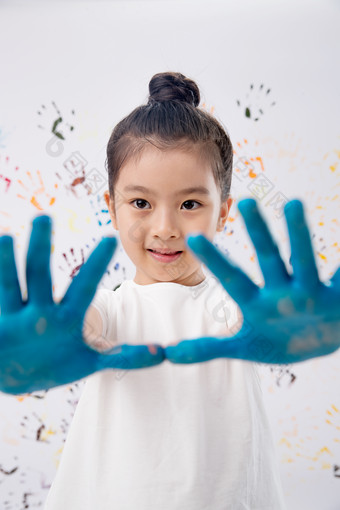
[216, 197, 233, 232]
[104, 190, 118, 230]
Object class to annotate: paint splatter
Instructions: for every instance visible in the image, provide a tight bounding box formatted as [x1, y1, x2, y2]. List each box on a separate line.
[90, 195, 111, 227]
[59, 247, 86, 279]
[37, 101, 75, 140]
[0, 210, 12, 234]
[0, 156, 25, 234]
[236, 83, 276, 121]
[58, 152, 96, 198]
[55, 151, 106, 199]
[58, 237, 115, 283]
[64, 169, 92, 198]
[0, 464, 19, 475]
[232, 138, 273, 207]
[334, 464, 340, 478]
[17, 170, 57, 210]
[270, 364, 297, 387]
[323, 147, 340, 174]
[325, 403, 340, 435]
[233, 139, 265, 183]
[0, 155, 20, 194]
[20, 412, 51, 443]
[0, 174, 11, 193]
[63, 151, 88, 177]
[232, 138, 289, 221]
[201, 102, 215, 115]
[0, 383, 86, 508]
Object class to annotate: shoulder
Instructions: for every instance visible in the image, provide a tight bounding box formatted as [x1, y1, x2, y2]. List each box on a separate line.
[91, 284, 121, 310]
[95, 280, 125, 296]
[92, 280, 133, 304]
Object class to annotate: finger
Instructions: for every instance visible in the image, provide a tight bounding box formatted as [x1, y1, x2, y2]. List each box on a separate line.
[165, 329, 279, 364]
[165, 335, 254, 363]
[329, 266, 340, 290]
[186, 233, 258, 306]
[237, 198, 290, 287]
[61, 236, 117, 314]
[95, 343, 165, 371]
[26, 216, 54, 306]
[284, 200, 320, 289]
[0, 236, 23, 314]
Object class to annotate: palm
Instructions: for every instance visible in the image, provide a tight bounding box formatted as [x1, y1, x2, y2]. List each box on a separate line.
[235, 281, 339, 363]
[165, 199, 340, 365]
[0, 216, 164, 395]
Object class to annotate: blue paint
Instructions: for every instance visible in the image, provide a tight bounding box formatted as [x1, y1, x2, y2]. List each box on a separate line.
[1, 199, 339, 396]
[165, 199, 340, 365]
[0, 216, 164, 395]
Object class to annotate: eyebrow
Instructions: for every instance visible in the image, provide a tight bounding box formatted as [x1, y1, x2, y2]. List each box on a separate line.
[122, 185, 210, 196]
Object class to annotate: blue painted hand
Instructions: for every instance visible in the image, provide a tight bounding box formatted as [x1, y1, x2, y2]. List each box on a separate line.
[165, 199, 340, 365]
[0, 216, 164, 395]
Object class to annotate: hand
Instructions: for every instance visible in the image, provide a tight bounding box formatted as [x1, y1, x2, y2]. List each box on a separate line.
[0, 216, 164, 395]
[165, 199, 340, 365]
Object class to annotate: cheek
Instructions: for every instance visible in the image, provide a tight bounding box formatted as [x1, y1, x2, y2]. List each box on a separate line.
[199, 211, 218, 231]
[121, 217, 148, 246]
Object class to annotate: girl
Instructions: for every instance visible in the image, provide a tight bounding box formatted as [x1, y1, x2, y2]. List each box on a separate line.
[44, 72, 286, 509]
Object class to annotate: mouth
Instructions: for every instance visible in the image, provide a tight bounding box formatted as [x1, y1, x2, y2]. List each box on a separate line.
[147, 249, 183, 263]
[147, 249, 182, 255]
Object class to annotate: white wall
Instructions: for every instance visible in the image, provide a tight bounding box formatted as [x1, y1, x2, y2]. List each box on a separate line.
[0, 1, 339, 508]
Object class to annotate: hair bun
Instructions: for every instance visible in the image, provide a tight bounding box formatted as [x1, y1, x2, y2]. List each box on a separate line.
[148, 72, 200, 107]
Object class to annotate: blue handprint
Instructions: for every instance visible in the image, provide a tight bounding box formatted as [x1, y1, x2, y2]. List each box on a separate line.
[0, 216, 164, 395]
[165, 199, 340, 365]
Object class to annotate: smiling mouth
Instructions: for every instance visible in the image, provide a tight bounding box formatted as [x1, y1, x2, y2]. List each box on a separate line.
[147, 249, 182, 255]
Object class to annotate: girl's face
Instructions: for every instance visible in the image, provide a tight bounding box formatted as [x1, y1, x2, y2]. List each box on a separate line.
[104, 145, 233, 286]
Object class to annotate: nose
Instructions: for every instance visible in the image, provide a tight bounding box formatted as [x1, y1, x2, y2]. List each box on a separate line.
[150, 207, 180, 240]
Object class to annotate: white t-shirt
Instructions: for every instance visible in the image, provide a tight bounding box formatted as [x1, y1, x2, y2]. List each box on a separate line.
[44, 276, 286, 510]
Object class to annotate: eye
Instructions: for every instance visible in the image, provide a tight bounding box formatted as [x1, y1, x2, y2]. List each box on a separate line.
[181, 200, 201, 210]
[131, 199, 151, 210]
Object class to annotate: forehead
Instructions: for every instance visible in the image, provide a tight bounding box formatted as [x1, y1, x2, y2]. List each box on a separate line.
[117, 145, 217, 191]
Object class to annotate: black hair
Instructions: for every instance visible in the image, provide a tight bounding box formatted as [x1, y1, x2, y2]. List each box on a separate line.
[106, 71, 233, 205]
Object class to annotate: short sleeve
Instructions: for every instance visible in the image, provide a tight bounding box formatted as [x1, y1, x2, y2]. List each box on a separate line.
[88, 288, 118, 350]
[90, 289, 109, 340]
